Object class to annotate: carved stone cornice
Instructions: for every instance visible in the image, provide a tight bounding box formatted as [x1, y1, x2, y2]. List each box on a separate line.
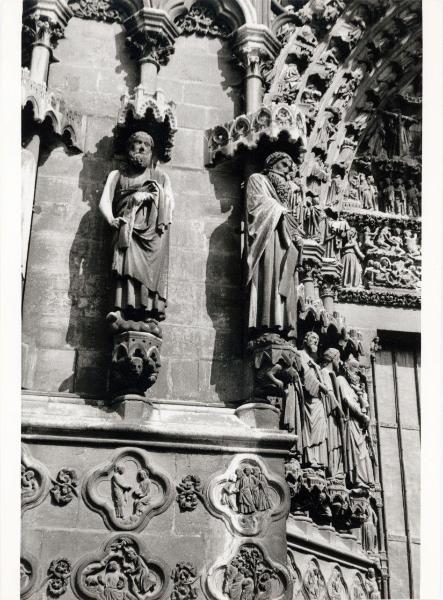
[22, 67, 87, 151]
[124, 8, 179, 68]
[68, 0, 122, 23]
[233, 24, 281, 72]
[23, 0, 72, 51]
[337, 288, 420, 309]
[205, 102, 306, 165]
[174, 1, 231, 39]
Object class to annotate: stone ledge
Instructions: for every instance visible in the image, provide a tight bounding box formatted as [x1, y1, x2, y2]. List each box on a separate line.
[287, 517, 376, 571]
[22, 393, 296, 456]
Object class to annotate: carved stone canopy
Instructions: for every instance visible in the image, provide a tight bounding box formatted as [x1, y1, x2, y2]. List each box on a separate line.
[116, 87, 177, 162]
[22, 0, 73, 64]
[205, 103, 306, 166]
[22, 67, 87, 152]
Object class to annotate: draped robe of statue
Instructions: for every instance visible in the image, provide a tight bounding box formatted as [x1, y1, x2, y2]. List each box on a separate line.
[246, 173, 301, 337]
[299, 350, 328, 467]
[100, 166, 174, 320]
[320, 367, 345, 478]
[337, 375, 374, 487]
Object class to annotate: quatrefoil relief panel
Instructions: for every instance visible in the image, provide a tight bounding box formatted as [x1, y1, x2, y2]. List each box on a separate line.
[20, 552, 39, 600]
[21, 444, 51, 513]
[83, 448, 173, 531]
[205, 454, 290, 536]
[73, 534, 170, 600]
[204, 541, 291, 600]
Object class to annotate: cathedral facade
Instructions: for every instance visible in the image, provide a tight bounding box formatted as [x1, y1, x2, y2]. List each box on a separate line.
[21, 1, 421, 599]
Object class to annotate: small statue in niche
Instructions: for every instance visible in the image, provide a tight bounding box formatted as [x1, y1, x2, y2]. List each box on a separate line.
[321, 207, 348, 261]
[368, 175, 379, 211]
[359, 174, 376, 211]
[277, 62, 301, 102]
[312, 107, 340, 154]
[341, 228, 365, 288]
[99, 131, 174, 334]
[299, 332, 330, 469]
[306, 149, 329, 199]
[405, 179, 420, 217]
[394, 178, 407, 215]
[380, 178, 395, 213]
[246, 152, 304, 339]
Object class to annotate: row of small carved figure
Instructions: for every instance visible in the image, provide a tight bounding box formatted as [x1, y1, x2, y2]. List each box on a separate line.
[289, 555, 381, 600]
[21, 541, 199, 600]
[285, 460, 379, 554]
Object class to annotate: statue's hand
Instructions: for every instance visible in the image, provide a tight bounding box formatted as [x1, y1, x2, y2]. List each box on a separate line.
[133, 191, 151, 205]
[110, 217, 127, 229]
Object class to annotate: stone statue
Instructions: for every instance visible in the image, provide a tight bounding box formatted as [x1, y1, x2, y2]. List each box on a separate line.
[406, 180, 420, 217]
[361, 502, 378, 553]
[246, 152, 304, 339]
[337, 358, 375, 489]
[394, 178, 407, 215]
[320, 348, 345, 479]
[381, 178, 395, 213]
[299, 332, 329, 469]
[365, 568, 381, 599]
[341, 228, 364, 288]
[99, 131, 174, 334]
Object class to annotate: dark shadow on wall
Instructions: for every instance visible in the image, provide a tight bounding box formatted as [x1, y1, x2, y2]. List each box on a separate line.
[205, 164, 253, 405]
[63, 135, 119, 396]
[114, 29, 138, 92]
[217, 44, 244, 116]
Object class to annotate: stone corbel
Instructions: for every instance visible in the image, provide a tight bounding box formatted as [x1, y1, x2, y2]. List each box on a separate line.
[23, 0, 73, 83]
[124, 8, 179, 94]
[233, 24, 281, 114]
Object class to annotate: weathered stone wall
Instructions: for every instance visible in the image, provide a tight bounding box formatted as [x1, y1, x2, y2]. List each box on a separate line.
[22, 18, 250, 404]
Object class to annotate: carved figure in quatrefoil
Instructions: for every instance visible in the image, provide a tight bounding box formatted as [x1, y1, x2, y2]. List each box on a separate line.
[73, 535, 168, 600]
[205, 542, 290, 600]
[207, 455, 289, 536]
[83, 448, 172, 531]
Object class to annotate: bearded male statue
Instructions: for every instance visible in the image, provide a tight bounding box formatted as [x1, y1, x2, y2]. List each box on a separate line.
[246, 151, 304, 339]
[99, 131, 174, 335]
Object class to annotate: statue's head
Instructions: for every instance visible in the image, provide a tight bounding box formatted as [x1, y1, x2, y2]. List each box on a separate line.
[322, 347, 341, 371]
[127, 131, 154, 170]
[263, 151, 294, 177]
[303, 332, 319, 355]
